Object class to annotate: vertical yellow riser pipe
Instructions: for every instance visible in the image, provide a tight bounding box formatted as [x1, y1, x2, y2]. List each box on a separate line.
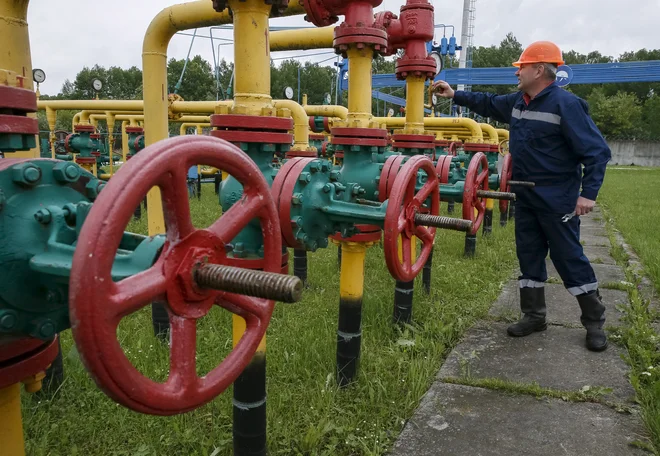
[121, 121, 129, 162]
[46, 107, 57, 159]
[71, 112, 81, 131]
[0, 384, 25, 456]
[394, 235, 417, 323]
[403, 75, 426, 134]
[346, 47, 373, 126]
[336, 241, 367, 386]
[0, 0, 38, 159]
[106, 112, 116, 175]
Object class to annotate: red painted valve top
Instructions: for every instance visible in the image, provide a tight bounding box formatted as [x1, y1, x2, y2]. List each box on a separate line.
[374, 0, 436, 80]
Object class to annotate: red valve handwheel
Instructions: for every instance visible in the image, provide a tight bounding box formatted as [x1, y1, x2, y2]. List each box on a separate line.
[378, 154, 406, 202]
[448, 141, 458, 156]
[499, 153, 513, 214]
[435, 155, 453, 184]
[384, 155, 440, 282]
[271, 156, 315, 249]
[69, 135, 281, 415]
[462, 152, 489, 235]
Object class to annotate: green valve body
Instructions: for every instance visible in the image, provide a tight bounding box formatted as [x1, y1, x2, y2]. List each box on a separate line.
[328, 143, 393, 201]
[0, 158, 164, 340]
[219, 141, 289, 258]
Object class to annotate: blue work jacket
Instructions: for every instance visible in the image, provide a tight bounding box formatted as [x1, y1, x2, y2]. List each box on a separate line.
[453, 83, 611, 213]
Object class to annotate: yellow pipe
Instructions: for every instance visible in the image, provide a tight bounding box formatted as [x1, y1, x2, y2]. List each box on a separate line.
[479, 123, 499, 144]
[232, 0, 273, 114]
[403, 76, 426, 134]
[269, 26, 334, 51]
[0, 0, 38, 159]
[106, 112, 116, 175]
[304, 104, 348, 120]
[38, 100, 144, 111]
[179, 123, 211, 136]
[346, 47, 374, 126]
[0, 384, 25, 456]
[496, 128, 509, 141]
[121, 121, 129, 161]
[374, 116, 484, 142]
[46, 107, 57, 159]
[340, 242, 367, 299]
[273, 99, 313, 152]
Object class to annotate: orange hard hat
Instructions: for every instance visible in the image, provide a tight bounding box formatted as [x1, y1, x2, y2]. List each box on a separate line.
[512, 41, 565, 67]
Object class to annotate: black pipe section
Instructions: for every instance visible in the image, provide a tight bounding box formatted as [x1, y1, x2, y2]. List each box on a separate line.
[233, 352, 267, 456]
[336, 296, 362, 387]
[197, 175, 202, 200]
[447, 201, 455, 214]
[508, 202, 515, 221]
[483, 209, 493, 236]
[464, 234, 477, 258]
[393, 280, 414, 324]
[151, 303, 170, 340]
[214, 173, 222, 195]
[500, 209, 508, 227]
[293, 249, 308, 286]
[337, 244, 342, 268]
[422, 248, 434, 294]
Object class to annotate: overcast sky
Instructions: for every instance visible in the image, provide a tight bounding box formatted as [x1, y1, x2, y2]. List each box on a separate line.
[29, 0, 660, 95]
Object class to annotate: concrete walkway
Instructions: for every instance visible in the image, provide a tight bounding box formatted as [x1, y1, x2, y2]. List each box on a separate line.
[391, 206, 651, 455]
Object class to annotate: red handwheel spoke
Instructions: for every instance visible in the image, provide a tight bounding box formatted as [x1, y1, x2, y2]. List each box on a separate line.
[167, 315, 199, 392]
[415, 226, 434, 245]
[207, 190, 266, 244]
[413, 179, 436, 206]
[161, 167, 195, 240]
[109, 264, 168, 320]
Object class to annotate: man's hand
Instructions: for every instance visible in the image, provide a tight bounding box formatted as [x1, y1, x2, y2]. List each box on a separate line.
[575, 196, 595, 215]
[432, 80, 455, 99]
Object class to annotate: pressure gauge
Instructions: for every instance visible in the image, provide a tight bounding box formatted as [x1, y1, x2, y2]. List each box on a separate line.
[430, 51, 443, 76]
[284, 86, 294, 100]
[92, 79, 103, 91]
[388, 108, 395, 117]
[32, 68, 46, 84]
[324, 92, 331, 105]
[431, 94, 439, 106]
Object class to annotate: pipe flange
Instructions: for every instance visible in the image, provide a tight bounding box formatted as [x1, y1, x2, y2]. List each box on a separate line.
[395, 58, 436, 80]
[391, 133, 436, 151]
[125, 126, 144, 134]
[333, 24, 388, 56]
[0, 337, 59, 389]
[463, 143, 492, 153]
[330, 127, 388, 147]
[0, 85, 38, 113]
[302, 0, 340, 27]
[73, 124, 95, 133]
[329, 224, 381, 243]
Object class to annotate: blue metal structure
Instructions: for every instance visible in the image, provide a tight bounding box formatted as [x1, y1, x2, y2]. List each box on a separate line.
[339, 60, 660, 91]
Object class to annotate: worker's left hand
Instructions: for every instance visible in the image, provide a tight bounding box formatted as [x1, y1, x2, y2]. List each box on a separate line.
[575, 196, 595, 215]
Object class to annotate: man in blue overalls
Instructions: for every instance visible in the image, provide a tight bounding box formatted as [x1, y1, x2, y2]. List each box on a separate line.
[434, 41, 611, 351]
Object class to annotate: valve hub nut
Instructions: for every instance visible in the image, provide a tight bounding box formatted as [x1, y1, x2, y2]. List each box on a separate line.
[53, 162, 81, 183]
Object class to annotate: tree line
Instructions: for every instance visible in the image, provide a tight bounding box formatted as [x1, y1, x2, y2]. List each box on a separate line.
[38, 34, 660, 140]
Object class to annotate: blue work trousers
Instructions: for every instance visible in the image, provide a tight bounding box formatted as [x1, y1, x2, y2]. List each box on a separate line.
[515, 203, 598, 296]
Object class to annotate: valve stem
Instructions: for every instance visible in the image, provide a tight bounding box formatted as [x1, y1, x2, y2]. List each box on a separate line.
[476, 190, 517, 201]
[507, 180, 535, 188]
[414, 213, 473, 232]
[194, 264, 303, 303]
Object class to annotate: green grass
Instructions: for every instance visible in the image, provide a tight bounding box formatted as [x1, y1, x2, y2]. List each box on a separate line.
[22, 186, 518, 456]
[598, 167, 660, 454]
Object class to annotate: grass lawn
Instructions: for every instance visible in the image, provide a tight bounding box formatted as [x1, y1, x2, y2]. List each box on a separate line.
[22, 184, 518, 456]
[599, 166, 660, 454]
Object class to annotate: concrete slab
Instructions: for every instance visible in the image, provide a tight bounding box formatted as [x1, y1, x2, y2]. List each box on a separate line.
[438, 323, 635, 403]
[583, 246, 617, 265]
[390, 383, 649, 456]
[581, 225, 608, 237]
[546, 260, 627, 285]
[582, 234, 611, 247]
[489, 282, 628, 327]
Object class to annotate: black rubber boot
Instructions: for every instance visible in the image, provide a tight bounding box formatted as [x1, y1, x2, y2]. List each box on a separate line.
[507, 287, 547, 337]
[577, 290, 608, 351]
